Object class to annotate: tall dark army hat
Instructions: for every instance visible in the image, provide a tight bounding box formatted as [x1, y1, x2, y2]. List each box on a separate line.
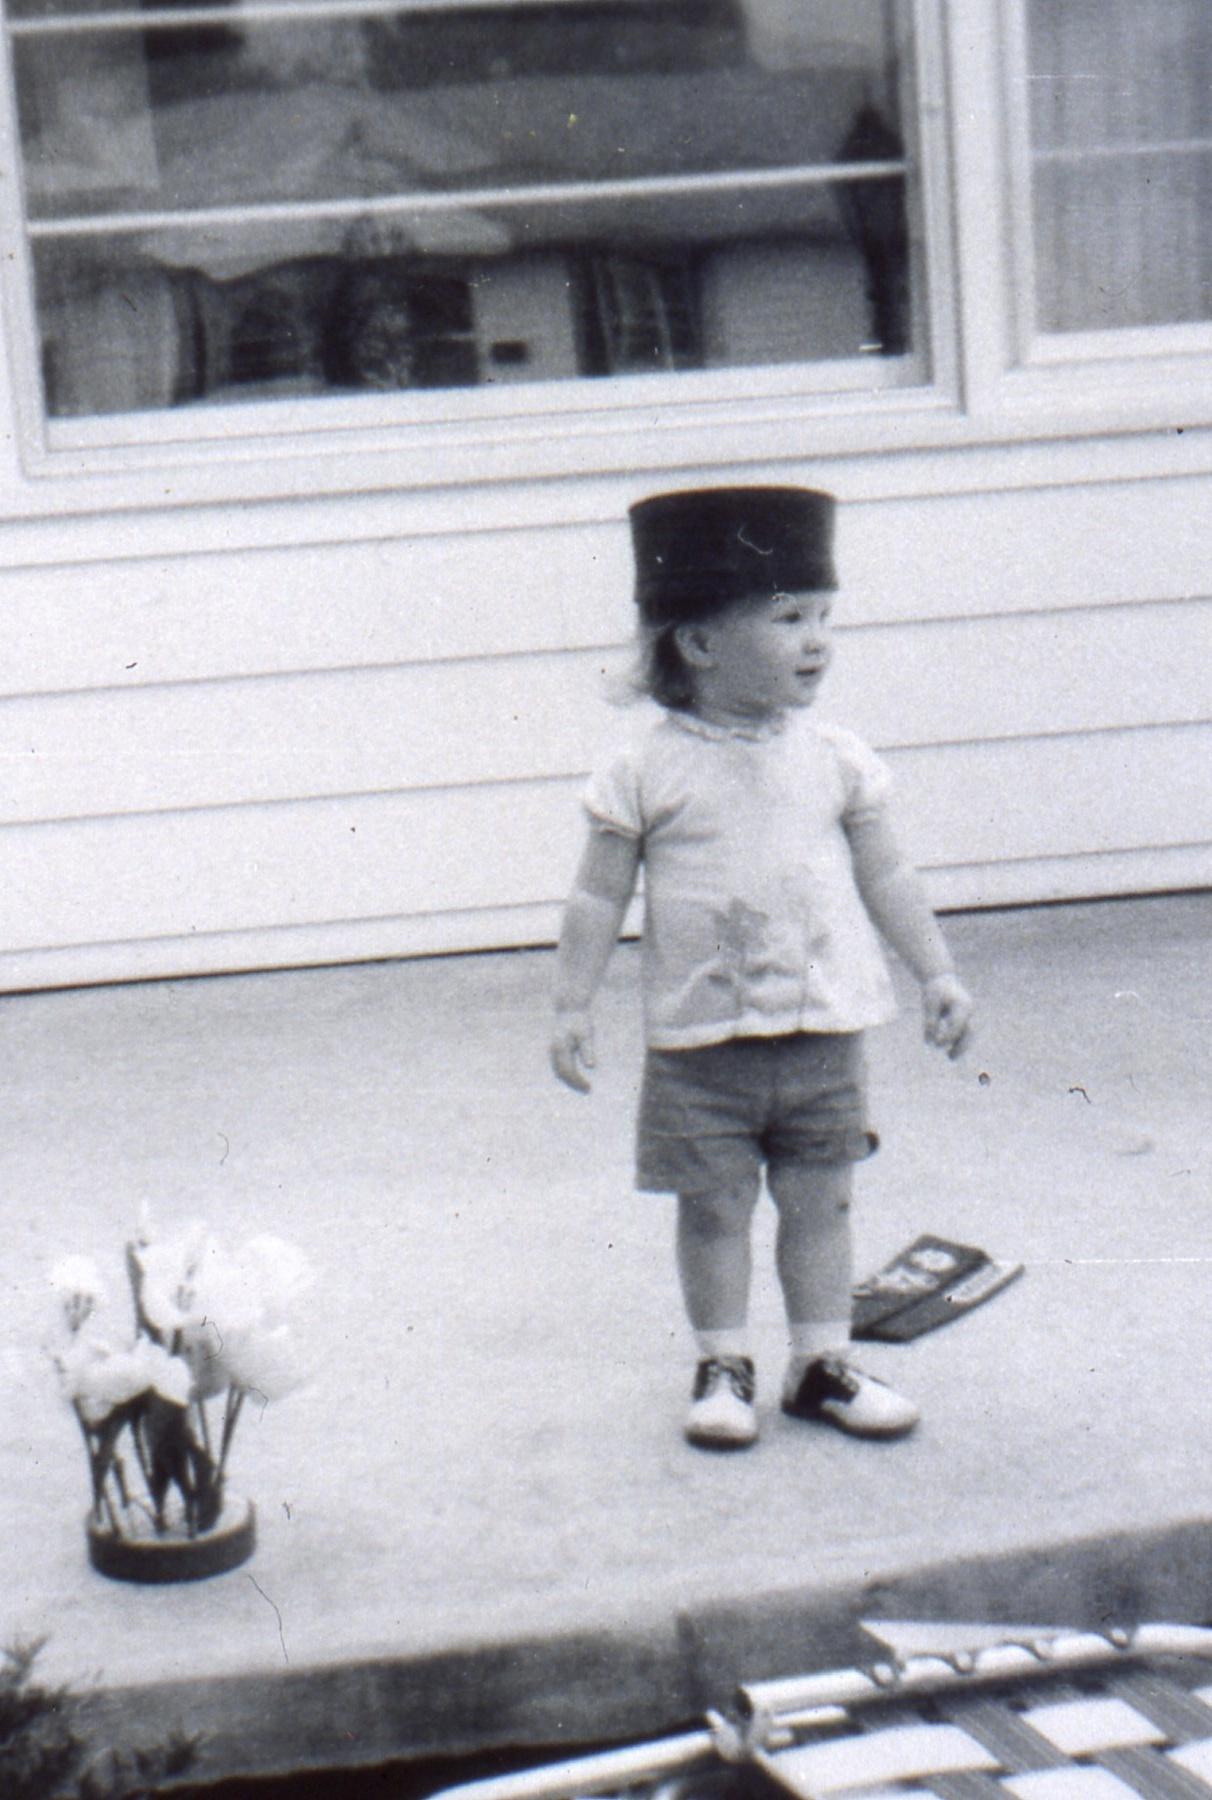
[629, 485, 837, 625]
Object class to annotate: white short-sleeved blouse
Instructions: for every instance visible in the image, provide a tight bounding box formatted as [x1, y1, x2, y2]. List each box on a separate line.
[584, 709, 898, 1049]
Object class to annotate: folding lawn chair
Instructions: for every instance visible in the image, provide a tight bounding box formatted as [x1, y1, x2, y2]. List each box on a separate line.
[432, 1625, 1212, 1800]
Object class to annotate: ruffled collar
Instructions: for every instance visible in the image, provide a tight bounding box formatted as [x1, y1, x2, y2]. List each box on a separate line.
[667, 707, 789, 744]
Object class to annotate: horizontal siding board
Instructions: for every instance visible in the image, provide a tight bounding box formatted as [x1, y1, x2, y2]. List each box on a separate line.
[823, 597, 1212, 749]
[891, 727, 1212, 869]
[0, 903, 571, 993]
[0, 782, 583, 952]
[0, 653, 615, 824]
[1, 600, 1208, 826]
[930, 844, 1212, 912]
[0, 529, 633, 699]
[3, 844, 1212, 994]
[838, 475, 1212, 627]
[2, 475, 1212, 699]
[0, 462, 1209, 986]
[1, 725, 1207, 958]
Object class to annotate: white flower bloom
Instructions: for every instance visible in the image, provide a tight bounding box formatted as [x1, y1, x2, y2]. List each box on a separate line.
[56, 1225, 313, 1424]
[239, 1235, 315, 1326]
[55, 1336, 115, 1409]
[125, 1228, 313, 1398]
[222, 1322, 311, 1402]
[189, 1244, 265, 1337]
[131, 1335, 193, 1405]
[134, 1223, 210, 1333]
[57, 1335, 190, 1411]
[49, 1256, 107, 1334]
[187, 1233, 315, 1337]
[177, 1316, 230, 1399]
[50, 1255, 105, 1296]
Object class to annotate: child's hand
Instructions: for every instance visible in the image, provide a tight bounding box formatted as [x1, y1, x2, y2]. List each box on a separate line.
[550, 1008, 597, 1093]
[922, 974, 973, 1060]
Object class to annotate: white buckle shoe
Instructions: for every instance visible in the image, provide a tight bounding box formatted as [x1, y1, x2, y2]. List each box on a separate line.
[782, 1354, 919, 1439]
[685, 1356, 758, 1450]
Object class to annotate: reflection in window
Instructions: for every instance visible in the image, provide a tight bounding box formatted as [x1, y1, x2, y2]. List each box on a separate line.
[8, 0, 921, 418]
[1026, 0, 1212, 333]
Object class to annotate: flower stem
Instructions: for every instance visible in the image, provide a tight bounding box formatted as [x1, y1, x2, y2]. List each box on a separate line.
[125, 1240, 159, 1342]
[74, 1402, 118, 1531]
[112, 1453, 132, 1510]
[217, 1386, 244, 1481]
[99, 1488, 120, 1535]
[194, 1395, 212, 1460]
[130, 1413, 153, 1493]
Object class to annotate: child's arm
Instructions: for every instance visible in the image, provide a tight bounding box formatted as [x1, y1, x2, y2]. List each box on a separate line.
[550, 825, 641, 1092]
[847, 812, 973, 1059]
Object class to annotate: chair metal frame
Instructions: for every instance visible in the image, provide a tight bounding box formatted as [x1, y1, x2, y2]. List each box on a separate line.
[431, 1625, 1212, 1800]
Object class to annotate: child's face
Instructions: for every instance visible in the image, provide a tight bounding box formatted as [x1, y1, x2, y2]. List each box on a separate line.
[685, 589, 834, 719]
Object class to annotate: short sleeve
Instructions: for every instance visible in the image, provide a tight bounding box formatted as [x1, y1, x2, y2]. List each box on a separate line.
[827, 726, 893, 824]
[583, 741, 644, 839]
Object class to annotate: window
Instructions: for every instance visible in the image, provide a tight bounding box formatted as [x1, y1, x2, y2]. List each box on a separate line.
[1016, 0, 1212, 344]
[3, 0, 928, 423]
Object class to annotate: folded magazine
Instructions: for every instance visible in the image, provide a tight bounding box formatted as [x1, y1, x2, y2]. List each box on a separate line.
[852, 1233, 1023, 1341]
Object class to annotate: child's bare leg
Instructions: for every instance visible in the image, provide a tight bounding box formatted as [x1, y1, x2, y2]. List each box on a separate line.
[770, 1162, 918, 1439]
[770, 1163, 853, 1348]
[676, 1188, 759, 1449]
[676, 1189, 758, 1340]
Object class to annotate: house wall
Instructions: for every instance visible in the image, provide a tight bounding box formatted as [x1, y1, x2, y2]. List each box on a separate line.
[1, 411, 1209, 993]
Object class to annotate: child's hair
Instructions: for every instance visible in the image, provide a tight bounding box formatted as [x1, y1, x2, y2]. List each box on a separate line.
[631, 620, 698, 711]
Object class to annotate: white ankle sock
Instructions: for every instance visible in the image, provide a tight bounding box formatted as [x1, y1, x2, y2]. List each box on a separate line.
[695, 1327, 750, 1361]
[788, 1320, 851, 1366]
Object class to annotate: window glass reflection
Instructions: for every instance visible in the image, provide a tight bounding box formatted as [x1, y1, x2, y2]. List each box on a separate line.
[10, 0, 920, 417]
[1027, 0, 1212, 333]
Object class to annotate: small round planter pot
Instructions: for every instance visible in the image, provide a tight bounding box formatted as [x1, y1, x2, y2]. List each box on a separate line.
[86, 1498, 256, 1584]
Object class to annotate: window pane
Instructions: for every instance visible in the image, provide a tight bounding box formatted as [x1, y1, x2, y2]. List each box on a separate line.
[1026, 0, 1212, 333]
[8, 0, 923, 418]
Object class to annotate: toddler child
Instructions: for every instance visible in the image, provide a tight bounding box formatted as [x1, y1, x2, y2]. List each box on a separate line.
[549, 486, 972, 1450]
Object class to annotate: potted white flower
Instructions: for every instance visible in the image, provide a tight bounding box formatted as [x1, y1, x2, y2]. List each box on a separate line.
[49, 1221, 313, 1583]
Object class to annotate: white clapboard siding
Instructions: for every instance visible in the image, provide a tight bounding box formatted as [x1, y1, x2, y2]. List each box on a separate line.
[0, 782, 575, 954]
[0, 598, 1208, 828]
[0, 652, 612, 825]
[893, 727, 1212, 869]
[837, 475, 1212, 627]
[0, 727, 1208, 966]
[820, 597, 1212, 749]
[0, 455, 1208, 989]
[0, 528, 634, 700]
[2, 473, 1211, 701]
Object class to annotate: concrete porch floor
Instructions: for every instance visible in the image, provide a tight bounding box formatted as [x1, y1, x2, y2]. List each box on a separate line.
[2, 892, 1211, 1788]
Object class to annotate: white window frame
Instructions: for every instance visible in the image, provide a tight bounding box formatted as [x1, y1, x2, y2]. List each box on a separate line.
[996, 0, 1212, 400]
[4, 0, 1211, 515]
[0, 0, 962, 489]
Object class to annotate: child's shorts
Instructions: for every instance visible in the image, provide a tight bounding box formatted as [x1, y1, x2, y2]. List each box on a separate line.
[636, 1029, 877, 1200]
